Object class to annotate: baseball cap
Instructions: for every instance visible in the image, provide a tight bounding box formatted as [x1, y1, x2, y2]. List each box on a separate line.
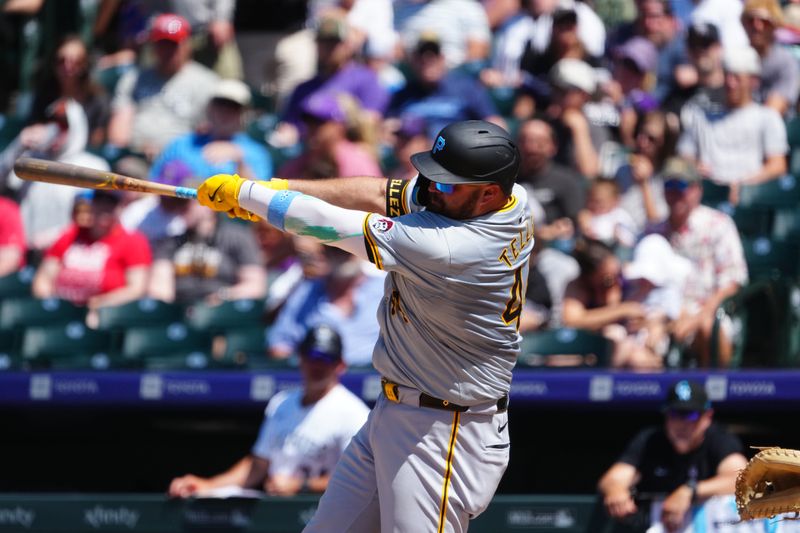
[301, 92, 347, 123]
[150, 13, 191, 43]
[723, 46, 761, 75]
[662, 157, 702, 186]
[624, 234, 692, 287]
[154, 159, 195, 187]
[742, 0, 783, 24]
[664, 380, 711, 414]
[550, 58, 597, 94]
[316, 15, 348, 41]
[397, 114, 428, 138]
[211, 79, 252, 107]
[90, 188, 124, 205]
[414, 31, 442, 56]
[616, 37, 658, 73]
[552, 0, 578, 23]
[299, 324, 343, 363]
[687, 22, 721, 48]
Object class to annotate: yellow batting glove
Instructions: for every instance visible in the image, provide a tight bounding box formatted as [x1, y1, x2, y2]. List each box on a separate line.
[198, 173, 246, 212]
[198, 173, 261, 222]
[256, 178, 289, 190]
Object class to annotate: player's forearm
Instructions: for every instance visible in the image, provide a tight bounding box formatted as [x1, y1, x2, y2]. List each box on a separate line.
[279, 177, 388, 215]
[238, 181, 369, 259]
[208, 456, 256, 489]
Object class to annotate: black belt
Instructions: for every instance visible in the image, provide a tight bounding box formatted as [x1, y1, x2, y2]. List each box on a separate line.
[381, 378, 508, 413]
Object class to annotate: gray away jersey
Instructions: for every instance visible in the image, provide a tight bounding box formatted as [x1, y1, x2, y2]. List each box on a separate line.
[363, 181, 534, 404]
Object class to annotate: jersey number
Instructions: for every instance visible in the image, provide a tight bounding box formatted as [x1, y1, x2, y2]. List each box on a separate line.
[501, 266, 525, 331]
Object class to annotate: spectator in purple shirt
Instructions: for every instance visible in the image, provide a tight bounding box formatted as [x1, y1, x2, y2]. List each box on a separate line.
[271, 13, 389, 148]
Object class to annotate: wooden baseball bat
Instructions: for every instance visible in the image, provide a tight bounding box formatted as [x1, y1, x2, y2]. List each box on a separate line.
[13, 157, 198, 199]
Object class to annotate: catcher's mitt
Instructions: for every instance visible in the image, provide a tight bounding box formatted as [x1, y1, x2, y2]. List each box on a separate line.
[736, 447, 800, 520]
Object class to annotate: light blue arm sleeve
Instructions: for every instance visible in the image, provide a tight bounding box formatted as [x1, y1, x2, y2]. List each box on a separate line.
[238, 180, 370, 260]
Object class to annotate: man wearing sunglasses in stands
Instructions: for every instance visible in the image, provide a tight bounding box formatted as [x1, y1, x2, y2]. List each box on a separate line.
[598, 380, 747, 533]
[644, 157, 747, 368]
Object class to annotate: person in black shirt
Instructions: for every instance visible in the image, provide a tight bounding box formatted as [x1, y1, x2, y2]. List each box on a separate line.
[597, 380, 747, 532]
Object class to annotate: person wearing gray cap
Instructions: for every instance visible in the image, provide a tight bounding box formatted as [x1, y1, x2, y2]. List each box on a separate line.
[168, 324, 370, 498]
[598, 380, 747, 532]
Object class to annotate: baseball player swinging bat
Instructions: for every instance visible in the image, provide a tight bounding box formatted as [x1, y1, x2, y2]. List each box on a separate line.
[13, 157, 198, 199]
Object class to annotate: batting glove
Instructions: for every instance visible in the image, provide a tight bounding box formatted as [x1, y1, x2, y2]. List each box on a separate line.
[198, 173, 261, 222]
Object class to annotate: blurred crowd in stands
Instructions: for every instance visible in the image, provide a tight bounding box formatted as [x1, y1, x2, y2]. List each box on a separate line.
[2, 0, 800, 372]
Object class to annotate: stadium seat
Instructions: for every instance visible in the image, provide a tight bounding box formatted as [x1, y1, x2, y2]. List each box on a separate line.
[0, 330, 18, 370]
[517, 328, 614, 368]
[216, 328, 296, 369]
[741, 237, 800, 281]
[220, 327, 266, 367]
[0, 297, 87, 355]
[772, 208, 800, 242]
[185, 299, 264, 333]
[120, 324, 215, 369]
[0, 297, 86, 330]
[20, 323, 115, 369]
[710, 280, 792, 368]
[96, 299, 185, 330]
[730, 206, 772, 239]
[738, 175, 800, 209]
[701, 180, 731, 211]
[0, 267, 34, 302]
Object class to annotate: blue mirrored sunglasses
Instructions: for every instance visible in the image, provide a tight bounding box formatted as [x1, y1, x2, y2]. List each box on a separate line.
[666, 409, 702, 421]
[664, 179, 690, 192]
[434, 182, 455, 194]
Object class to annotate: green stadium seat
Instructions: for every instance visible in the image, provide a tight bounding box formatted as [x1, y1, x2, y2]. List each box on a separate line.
[120, 324, 215, 369]
[0, 331, 18, 370]
[20, 324, 115, 369]
[741, 237, 800, 280]
[773, 208, 800, 242]
[709, 280, 792, 368]
[0, 267, 34, 301]
[701, 180, 731, 211]
[185, 299, 264, 333]
[220, 327, 266, 368]
[517, 328, 614, 368]
[0, 297, 87, 356]
[730, 206, 772, 238]
[96, 299, 185, 330]
[0, 297, 86, 329]
[738, 175, 800, 209]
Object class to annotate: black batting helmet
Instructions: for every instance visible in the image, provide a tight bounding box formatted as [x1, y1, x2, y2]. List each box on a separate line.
[410, 120, 520, 195]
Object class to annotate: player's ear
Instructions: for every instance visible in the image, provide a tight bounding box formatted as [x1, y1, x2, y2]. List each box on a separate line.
[482, 184, 503, 202]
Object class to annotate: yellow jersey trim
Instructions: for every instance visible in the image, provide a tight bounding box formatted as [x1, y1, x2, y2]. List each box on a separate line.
[498, 195, 518, 213]
[362, 213, 384, 270]
[437, 412, 460, 533]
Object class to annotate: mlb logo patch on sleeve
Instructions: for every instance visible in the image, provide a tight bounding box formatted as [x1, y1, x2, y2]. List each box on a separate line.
[370, 217, 394, 234]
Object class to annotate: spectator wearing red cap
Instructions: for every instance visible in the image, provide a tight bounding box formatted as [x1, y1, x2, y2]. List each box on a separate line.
[108, 13, 219, 160]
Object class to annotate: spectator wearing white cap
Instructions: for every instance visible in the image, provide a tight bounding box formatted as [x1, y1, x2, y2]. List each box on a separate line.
[741, 0, 800, 117]
[546, 58, 605, 178]
[149, 78, 272, 184]
[678, 45, 788, 191]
